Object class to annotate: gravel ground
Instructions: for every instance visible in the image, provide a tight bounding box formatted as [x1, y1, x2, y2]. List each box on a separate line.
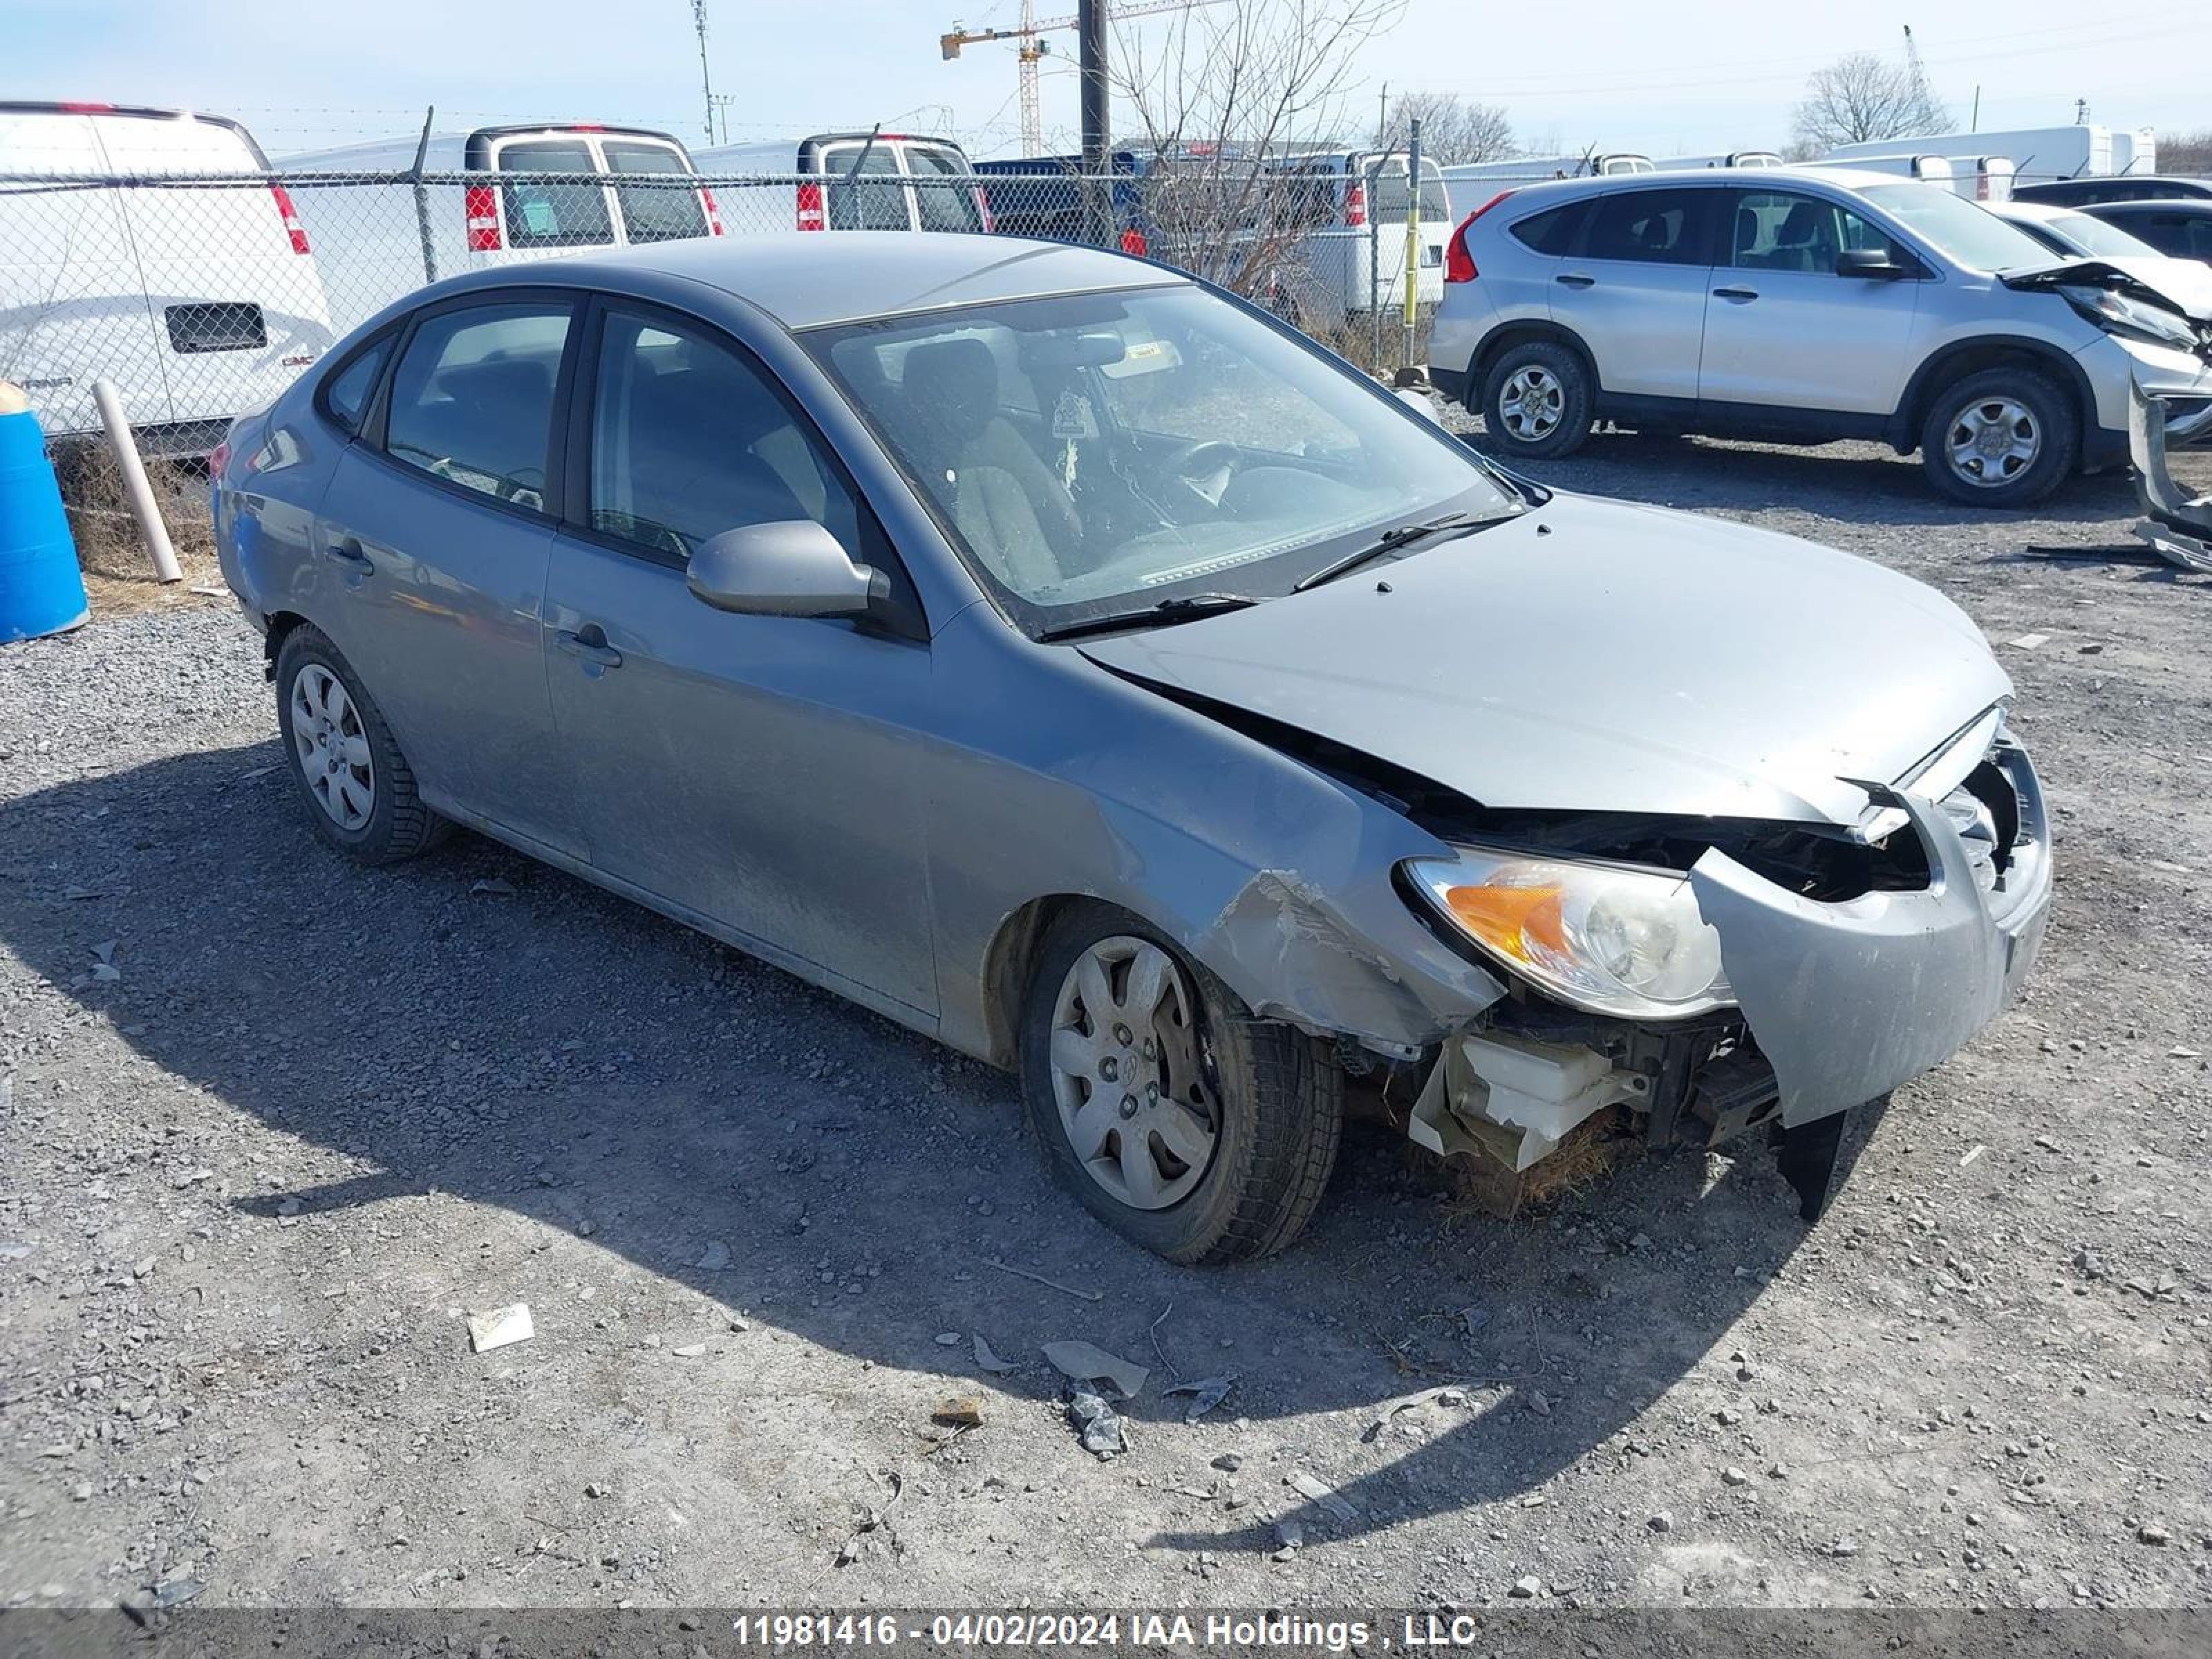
[1, 426, 2209, 1618]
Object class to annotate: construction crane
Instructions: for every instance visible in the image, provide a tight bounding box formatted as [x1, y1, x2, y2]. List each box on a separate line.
[941, 1, 1219, 157]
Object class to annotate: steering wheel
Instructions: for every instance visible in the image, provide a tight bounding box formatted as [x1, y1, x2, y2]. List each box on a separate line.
[1157, 438, 1241, 511]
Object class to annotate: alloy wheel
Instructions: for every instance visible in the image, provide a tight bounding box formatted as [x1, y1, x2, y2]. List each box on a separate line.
[1499, 365, 1565, 442]
[288, 664, 375, 831]
[1047, 936, 1221, 1210]
[1944, 395, 2042, 488]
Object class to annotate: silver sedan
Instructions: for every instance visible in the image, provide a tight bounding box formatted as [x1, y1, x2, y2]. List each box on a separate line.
[214, 234, 2051, 1262]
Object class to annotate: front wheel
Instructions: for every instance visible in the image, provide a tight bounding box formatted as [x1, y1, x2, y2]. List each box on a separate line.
[1918, 367, 2078, 507]
[1479, 341, 1593, 460]
[1019, 903, 1344, 1264]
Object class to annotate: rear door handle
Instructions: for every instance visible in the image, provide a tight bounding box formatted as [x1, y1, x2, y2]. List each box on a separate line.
[1713, 285, 1759, 302]
[325, 535, 373, 582]
[1555, 272, 1595, 288]
[555, 626, 623, 671]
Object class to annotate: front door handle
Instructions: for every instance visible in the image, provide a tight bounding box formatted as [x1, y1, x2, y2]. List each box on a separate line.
[1555, 272, 1595, 288]
[1712, 285, 1759, 302]
[555, 626, 623, 671]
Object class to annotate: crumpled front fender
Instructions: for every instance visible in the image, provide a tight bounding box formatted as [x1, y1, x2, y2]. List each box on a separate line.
[1690, 746, 2051, 1124]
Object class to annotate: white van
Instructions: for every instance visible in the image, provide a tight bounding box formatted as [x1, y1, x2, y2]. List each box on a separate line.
[1443, 152, 1654, 185]
[1812, 151, 2014, 202]
[1828, 126, 2113, 187]
[1651, 150, 1785, 170]
[0, 100, 335, 451]
[692, 133, 991, 236]
[1255, 149, 1453, 326]
[282, 125, 720, 333]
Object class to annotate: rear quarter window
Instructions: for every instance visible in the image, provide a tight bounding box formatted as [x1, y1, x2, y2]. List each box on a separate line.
[320, 336, 393, 434]
[1508, 200, 1587, 255]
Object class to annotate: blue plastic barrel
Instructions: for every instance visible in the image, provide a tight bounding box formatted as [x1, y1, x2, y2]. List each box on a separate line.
[0, 402, 90, 642]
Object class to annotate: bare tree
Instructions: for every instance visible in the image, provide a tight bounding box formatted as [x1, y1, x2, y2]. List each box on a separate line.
[2156, 127, 2212, 174]
[1109, 0, 1408, 310]
[1378, 91, 1515, 166]
[1791, 51, 1949, 154]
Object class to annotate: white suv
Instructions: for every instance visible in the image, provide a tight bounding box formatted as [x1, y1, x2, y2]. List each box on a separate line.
[1428, 167, 2212, 505]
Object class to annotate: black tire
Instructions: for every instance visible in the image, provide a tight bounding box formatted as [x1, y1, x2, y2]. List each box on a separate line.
[273, 624, 448, 864]
[1918, 366, 2079, 507]
[1480, 339, 1594, 460]
[1018, 901, 1344, 1264]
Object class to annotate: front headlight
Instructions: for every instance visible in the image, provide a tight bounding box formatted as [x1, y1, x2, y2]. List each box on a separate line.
[2059, 283, 2201, 353]
[1404, 847, 1734, 1021]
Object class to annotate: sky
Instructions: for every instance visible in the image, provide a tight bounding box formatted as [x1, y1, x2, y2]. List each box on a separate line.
[3, 0, 2205, 163]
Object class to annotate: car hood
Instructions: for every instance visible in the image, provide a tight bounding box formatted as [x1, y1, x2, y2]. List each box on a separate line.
[1080, 494, 2011, 827]
[2004, 254, 2212, 324]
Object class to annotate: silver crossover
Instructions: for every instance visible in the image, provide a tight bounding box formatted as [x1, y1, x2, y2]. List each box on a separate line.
[1430, 165, 2212, 505]
[216, 234, 2052, 1261]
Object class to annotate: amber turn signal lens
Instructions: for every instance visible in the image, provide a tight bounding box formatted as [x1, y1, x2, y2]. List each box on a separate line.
[1440, 883, 1568, 963]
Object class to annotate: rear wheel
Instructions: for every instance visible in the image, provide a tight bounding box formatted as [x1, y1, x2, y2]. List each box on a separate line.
[1918, 367, 2078, 507]
[1480, 340, 1593, 460]
[274, 625, 448, 864]
[1019, 903, 1344, 1263]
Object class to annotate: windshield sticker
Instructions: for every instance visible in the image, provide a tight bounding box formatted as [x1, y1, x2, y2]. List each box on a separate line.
[1100, 337, 1183, 378]
[1051, 391, 1100, 439]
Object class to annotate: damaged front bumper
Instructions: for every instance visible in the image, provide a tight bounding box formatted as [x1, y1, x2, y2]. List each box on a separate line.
[2130, 373, 2212, 574]
[1409, 738, 2051, 1212]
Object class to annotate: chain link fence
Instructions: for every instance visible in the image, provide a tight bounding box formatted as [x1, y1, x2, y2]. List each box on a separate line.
[1, 162, 1482, 453]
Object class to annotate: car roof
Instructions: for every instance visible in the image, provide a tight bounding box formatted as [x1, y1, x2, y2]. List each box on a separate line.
[433, 232, 1189, 330]
[1477, 164, 1897, 213]
[2091, 198, 2212, 215]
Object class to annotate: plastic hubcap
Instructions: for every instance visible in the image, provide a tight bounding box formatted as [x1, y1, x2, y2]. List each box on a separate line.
[289, 664, 375, 831]
[1047, 937, 1219, 1210]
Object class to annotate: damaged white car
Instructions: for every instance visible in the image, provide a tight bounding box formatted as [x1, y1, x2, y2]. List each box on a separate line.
[214, 234, 2054, 1264]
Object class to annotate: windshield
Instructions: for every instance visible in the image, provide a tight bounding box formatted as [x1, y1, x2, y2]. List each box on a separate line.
[2045, 209, 2164, 259]
[1861, 182, 2052, 271]
[809, 285, 1512, 632]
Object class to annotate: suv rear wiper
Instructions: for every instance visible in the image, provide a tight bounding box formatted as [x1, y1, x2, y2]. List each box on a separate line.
[1037, 592, 1259, 642]
[1292, 509, 1506, 592]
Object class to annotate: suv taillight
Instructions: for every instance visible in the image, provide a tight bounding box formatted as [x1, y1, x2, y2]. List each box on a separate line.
[465, 184, 502, 252]
[1342, 180, 1367, 227]
[1445, 190, 1515, 283]
[796, 180, 825, 231]
[702, 186, 725, 236]
[268, 183, 310, 254]
[207, 439, 229, 478]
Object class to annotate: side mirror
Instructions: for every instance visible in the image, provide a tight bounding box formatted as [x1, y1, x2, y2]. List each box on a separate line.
[1837, 247, 1908, 279]
[686, 520, 887, 618]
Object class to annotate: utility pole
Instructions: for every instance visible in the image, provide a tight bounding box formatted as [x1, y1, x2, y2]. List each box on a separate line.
[1078, 0, 1109, 243]
[692, 1, 715, 146]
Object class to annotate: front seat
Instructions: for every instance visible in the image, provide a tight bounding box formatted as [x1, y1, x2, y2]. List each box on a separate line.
[1769, 200, 1834, 273]
[894, 339, 1080, 591]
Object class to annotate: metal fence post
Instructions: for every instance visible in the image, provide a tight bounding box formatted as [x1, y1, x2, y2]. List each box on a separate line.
[410, 105, 439, 288]
[1400, 118, 1423, 386]
[1367, 174, 1383, 375]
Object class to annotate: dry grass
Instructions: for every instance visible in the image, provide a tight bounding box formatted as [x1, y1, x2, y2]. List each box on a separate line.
[1430, 1105, 1632, 1222]
[53, 440, 225, 617]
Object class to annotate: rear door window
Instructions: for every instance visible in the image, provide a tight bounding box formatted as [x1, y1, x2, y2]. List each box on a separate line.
[906, 144, 986, 233]
[495, 140, 612, 248]
[1577, 187, 1716, 265]
[816, 143, 910, 230]
[603, 140, 708, 243]
[384, 302, 574, 509]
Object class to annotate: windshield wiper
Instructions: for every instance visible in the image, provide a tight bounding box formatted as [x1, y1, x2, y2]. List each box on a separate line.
[1037, 592, 1260, 642]
[1291, 509, 1507, 592]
